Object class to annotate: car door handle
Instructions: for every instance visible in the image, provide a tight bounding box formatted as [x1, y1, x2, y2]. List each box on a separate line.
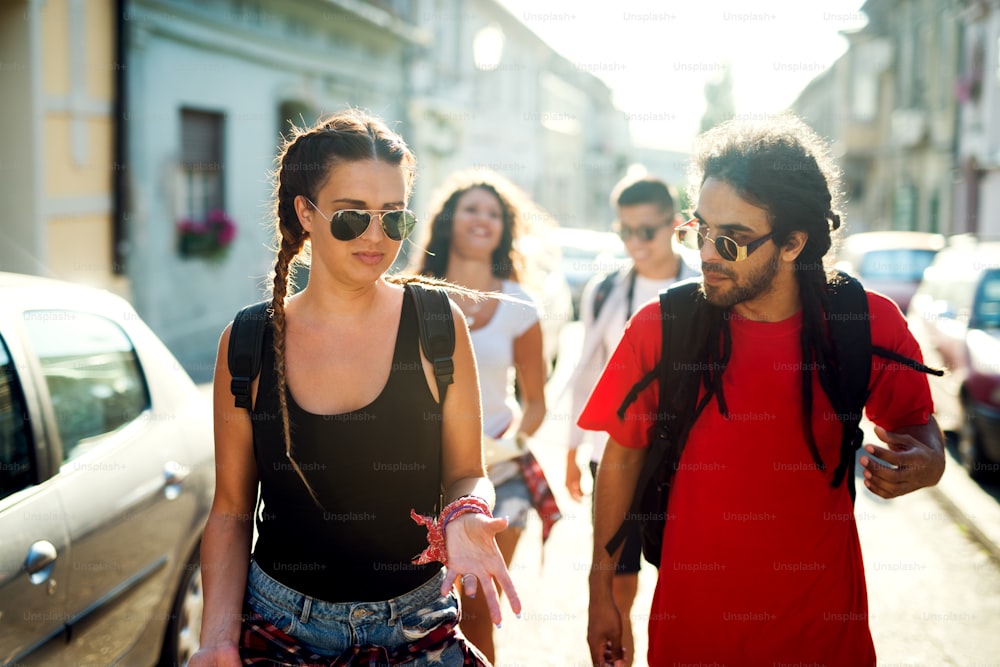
[25, 540, 58, 585]
[163, 461, 190, 499]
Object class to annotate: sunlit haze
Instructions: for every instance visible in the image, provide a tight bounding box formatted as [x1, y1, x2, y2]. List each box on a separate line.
[496, 1, 868, 151]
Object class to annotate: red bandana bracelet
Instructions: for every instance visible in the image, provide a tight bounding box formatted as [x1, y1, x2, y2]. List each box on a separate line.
[410, 495, 492, 566]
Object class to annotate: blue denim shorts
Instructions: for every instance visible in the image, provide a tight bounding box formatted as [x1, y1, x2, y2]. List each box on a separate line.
[493, 473, 532, 530]
[244, 560, 482, 665]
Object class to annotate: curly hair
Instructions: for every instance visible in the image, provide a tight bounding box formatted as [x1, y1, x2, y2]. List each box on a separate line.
[414, 170, 533, 282]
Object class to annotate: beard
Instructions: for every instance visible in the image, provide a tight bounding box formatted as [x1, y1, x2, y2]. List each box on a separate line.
[701, 250, 781, 309]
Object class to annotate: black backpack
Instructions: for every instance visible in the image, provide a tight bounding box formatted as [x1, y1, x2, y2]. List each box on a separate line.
[606, 272, 943, 568]
[227, 282, 455, 409]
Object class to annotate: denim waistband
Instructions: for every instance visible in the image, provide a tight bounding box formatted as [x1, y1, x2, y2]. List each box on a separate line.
[246, 559, 446, 625]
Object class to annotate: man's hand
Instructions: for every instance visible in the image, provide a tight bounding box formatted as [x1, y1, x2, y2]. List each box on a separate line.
[588, 590, 625, 667]
[566, 449, 584, 502]
[859, 418, 945, 498]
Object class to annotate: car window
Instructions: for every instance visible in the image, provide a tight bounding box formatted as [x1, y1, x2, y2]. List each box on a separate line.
[22, 311, 150, 462]
[0, 334, 34, 500]
[858, 249, 938, 282]
[974, 270, 1000, 329]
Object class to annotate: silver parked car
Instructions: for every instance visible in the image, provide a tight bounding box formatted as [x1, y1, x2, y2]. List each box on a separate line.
[0, 272, 212, 665]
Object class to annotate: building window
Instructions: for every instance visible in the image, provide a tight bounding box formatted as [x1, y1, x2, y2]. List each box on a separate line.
[178, 109, 225, 221]
[278, 100, 314, 142]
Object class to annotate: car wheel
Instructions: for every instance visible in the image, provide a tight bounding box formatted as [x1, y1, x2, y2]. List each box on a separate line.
[159, 544, 203, 667]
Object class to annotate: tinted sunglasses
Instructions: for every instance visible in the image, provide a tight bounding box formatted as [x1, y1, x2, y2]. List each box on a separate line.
[617, 223, 670, 242]
[305, 198, 417, 241]
[675, 219, 774, 262]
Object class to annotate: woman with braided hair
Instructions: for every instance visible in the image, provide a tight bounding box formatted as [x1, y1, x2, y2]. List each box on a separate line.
[190, 109, 518, 667]
[581, 115, 945, 666]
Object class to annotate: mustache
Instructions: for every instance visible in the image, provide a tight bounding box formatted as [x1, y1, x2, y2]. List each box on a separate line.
[702, 263, 736, 279]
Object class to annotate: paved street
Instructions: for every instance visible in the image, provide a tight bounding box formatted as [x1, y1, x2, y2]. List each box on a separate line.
[491, 322, 1000, 667]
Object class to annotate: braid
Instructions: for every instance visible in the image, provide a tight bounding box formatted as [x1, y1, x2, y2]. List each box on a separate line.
[270, 236, 323, 508]
[796, 267, 838, 472]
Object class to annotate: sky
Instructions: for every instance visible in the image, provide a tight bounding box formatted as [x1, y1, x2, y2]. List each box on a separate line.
[495, 0, 869, 152]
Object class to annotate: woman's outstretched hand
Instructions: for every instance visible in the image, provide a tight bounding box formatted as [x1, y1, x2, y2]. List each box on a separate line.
[442, 513, 522, 626]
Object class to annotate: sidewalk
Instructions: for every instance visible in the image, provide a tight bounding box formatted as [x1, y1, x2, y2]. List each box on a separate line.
[928, 447, 1000, 565]
[857, 416, 1000, 567]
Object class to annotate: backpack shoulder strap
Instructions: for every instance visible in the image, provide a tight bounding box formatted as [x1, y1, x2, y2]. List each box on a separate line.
[604, 278, 703, 563]
[826, 272, 872, 413]
[590, 269, 621, 321]
[228, 300, 271, 410]
[658, 278, 705, 433]
[406, 282, 456, 403]
[825, 271, 873, 502]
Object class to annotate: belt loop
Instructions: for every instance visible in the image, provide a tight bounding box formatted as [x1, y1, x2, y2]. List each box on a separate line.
[299, 596, 313, 624]
[387, 596, 399, 626]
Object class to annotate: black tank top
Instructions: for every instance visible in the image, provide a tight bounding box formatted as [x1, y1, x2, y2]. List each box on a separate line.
[251, 289, 442, 602]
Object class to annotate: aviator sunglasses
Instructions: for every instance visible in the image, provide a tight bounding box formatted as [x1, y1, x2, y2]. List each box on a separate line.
[617, 223, 671, 243]
[305, 197, 417, 241]
[675, 219, 774, 262]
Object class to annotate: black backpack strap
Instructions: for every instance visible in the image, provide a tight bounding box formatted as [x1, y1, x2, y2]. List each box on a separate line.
[406, 283, 455, 403]
[227, 300, 271, 410]
[605, 279, 703, 565]
[590, 269, 621, 321]
[825, 273, 872, 503]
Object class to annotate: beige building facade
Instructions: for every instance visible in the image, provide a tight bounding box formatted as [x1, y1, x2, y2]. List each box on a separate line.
[0, 0, 125, 294]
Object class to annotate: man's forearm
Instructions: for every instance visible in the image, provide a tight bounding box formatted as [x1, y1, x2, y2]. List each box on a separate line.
[590, 439, 646, 589]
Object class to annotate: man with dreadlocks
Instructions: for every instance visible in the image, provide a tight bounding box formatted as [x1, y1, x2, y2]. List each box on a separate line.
[581, 115, 945, 667]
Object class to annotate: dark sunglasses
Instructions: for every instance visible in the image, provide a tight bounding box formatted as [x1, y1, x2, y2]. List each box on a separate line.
[675, 219, 774, 262]
[617, 223, 669, 242]
[305, 198, 417, 241]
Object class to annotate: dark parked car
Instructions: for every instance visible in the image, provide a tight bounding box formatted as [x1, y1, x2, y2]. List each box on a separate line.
[907, 240, 1000, 479]
[835, 230, 945, 313]
[0, 272, 213, 665]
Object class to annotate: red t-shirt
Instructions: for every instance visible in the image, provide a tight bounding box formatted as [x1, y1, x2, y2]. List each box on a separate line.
[579, 292, 933, 666]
